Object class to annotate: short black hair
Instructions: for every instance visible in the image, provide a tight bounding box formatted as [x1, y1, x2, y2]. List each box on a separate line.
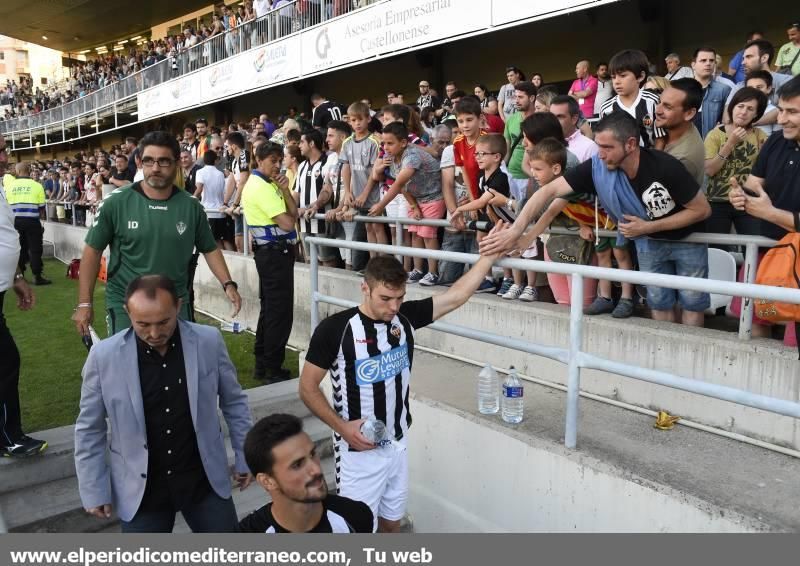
[327, 120, 352, 137]
[124, 274, 179, 307]
[746, 69, 773, 88]
[203, 149, 217, 166]
[301, 128, 325, 151]
[596, 61, 608, 69]
[726, 87, 768, 125]
[692, 46, 717, 61]
[244, 414, 304, 475]
[139, 131, 180, 160]
[382, 121, 409, 141]
[183, 122, 197, 134]
[522, 112, 566, 146]
[609, 49, 649, 84]
[365, 255, 407, 290]
[744, 39, 775, 65]
[513, 81, 538, 98]
[550, 94, 580, 117]
[450, 89, 467, 99]
[454, 97, 482, 118]
[777, 74, 800, 102]
[285, 129, 302, 143]
[125, 136, 138, 145]
[226, 131, 245, 149]
[383, 103, 411, 124]
[595, 111, 640, 145]
[668, 78, 704, 111]
[196, 118, 208, 126]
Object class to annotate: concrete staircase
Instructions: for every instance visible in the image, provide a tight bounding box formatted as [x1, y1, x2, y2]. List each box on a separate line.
[0, 378, 335, 533]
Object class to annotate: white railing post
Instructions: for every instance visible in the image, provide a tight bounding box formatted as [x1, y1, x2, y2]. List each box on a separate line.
[310, 241, 320, 330]
[739, 242, 759, 340]
[242, 213, 250, 256]
[565, 273, 585, 449]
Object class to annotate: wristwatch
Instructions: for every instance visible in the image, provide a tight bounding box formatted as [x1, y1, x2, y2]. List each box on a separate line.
[222, 280, 238, 291]
[13, 273, 24, 281]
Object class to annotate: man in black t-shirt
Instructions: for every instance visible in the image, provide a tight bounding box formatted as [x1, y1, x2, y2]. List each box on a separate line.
[482, 112, 712, 327]
[299, 253, 500, 533]
[730, 76, 800, 241]
[238, 414, 374, 533]
[110, 154, 135, 189]
[311, 93, 347, 132]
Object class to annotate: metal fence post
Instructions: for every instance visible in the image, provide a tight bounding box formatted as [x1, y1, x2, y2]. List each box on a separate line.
[242, 214, 250, 256]
[564, 273, 585, 449]
[310, 241, 320, 330]
[395, 220, 403, 262]
[738, 242, 759, 340]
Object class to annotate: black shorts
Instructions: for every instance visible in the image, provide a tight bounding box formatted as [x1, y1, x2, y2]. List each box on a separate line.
[209, 217, 234, 242]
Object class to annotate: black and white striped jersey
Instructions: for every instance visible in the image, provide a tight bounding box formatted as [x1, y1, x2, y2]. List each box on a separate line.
[237, 494, 374, 533]
[598, 90, 665, 149]
[305, 299, 434, 445]
[296, 155, 328, 235]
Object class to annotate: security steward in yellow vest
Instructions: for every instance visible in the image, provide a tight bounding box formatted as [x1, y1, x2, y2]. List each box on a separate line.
[241, 142, 299, 383]
[5, 162, 50, 285]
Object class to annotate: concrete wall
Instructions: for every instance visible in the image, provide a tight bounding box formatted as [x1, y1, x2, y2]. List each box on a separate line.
[45, 221, 800, 451]
[406, 400, 760, 532]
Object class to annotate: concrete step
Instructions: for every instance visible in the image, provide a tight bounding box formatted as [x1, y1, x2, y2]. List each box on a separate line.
[1, 381, 334, 533]
[0, 425, 78, 496]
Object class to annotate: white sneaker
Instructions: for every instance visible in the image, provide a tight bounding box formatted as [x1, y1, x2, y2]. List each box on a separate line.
[519, 286, 538, 302]
[502, 284, 523, 300]
[419, 272, 440, 286]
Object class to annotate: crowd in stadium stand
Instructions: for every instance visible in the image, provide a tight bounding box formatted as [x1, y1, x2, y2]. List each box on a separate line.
[7, 22, 800, 341]
[0, 0, 378, 122]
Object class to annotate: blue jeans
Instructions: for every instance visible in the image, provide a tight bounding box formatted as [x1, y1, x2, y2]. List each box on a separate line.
[635, 239, 710, 312]
[439, 231, 478, 285]
[120, 490, 238, 533]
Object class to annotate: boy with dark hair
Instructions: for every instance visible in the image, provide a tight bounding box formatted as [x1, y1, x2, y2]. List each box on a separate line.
[371, 123, 445, 286]
[238, 414, 374, 533]
[599, 49, 666, 149]
[452, 97, 487, 201]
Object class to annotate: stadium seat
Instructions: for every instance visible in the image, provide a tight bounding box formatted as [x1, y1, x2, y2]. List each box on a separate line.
[706, 248, 737, 315]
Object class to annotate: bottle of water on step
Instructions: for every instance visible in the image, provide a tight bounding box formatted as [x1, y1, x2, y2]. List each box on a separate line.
[477, 363, 499, 414]
[501, 366, 524, 423]
[220, 320, 242, 334]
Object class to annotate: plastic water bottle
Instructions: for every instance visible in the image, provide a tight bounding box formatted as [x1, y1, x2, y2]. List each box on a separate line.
[220, 320, 242, 334]
[360, 417, 387, 444]
[501, 366, 524, 424]
[477, 363, 499, 414]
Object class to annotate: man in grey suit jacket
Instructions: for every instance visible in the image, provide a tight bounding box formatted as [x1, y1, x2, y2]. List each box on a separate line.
[74, 274, 253, 532]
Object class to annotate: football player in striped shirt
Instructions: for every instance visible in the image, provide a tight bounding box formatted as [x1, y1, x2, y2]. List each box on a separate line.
[299, 249, 501, 532]
[238, 414, 375, 533]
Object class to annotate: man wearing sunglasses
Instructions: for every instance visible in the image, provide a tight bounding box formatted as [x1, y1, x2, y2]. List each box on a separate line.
[72, 131, 242, 337]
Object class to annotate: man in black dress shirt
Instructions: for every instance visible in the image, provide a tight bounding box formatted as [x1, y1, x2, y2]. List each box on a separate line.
[75, 275, 253, 532]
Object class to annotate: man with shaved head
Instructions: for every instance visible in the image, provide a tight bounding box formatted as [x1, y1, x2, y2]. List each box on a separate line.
[5, 161, 50, 285]
[568, 60, 599, 118]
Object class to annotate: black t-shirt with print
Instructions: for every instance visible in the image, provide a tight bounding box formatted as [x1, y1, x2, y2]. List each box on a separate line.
[563, 148, 704, 240]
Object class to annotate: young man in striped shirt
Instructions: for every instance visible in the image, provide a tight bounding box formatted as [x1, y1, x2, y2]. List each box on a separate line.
[299, 250, 500, 532]
[238, 414, 374, 533]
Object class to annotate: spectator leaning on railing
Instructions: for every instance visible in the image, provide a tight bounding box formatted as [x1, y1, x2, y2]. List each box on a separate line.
[729, 75, 800, 338]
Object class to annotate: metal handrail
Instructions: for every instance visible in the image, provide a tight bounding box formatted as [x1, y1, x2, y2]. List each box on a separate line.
[0, 0, 377, 136]
[313, 213, 775, 340]
[305, 236, 800, 450]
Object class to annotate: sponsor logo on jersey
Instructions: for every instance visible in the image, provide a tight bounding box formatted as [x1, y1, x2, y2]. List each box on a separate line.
[176, 221, 187, 235]
[354, 344, 409, 385]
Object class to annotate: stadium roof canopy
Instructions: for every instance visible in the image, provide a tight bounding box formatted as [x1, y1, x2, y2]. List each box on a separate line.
[0, 0, 207, 52]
